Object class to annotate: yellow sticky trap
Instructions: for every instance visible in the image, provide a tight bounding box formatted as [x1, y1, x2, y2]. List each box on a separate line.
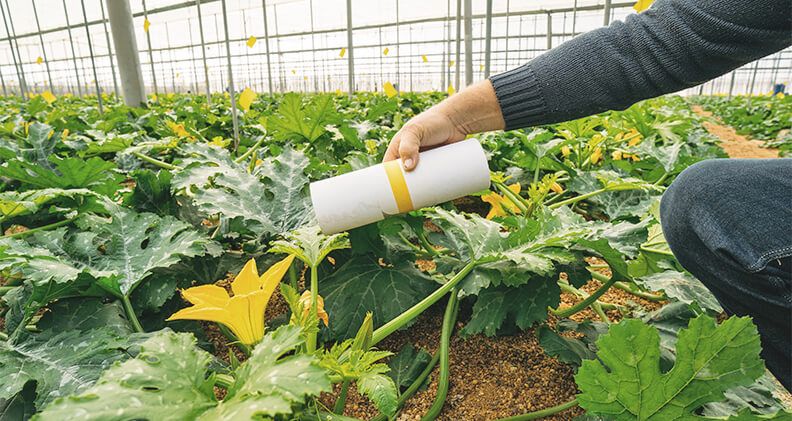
[335, 89, 342, 95]
[633, 0, 654, 12]
[40, 90, 56, 104]
[303, 76, 308, 81]
[421, 55, 428, 63]
[383, 160, 414, 213]
[449, 60, 455, 68]
[383, 81, 398, 98]
[247, 36, 257, 48]
[143, 18, 151, 33]
[36, 56, 43, 65]
[175, 72, 181, 78]
[383, 47, 389, 56]
[239, 87, 256, 111]
[339, 47, 346, 58]
[480, 64, 484, 71]
[291, 69, 296, 75]
[446, 84, 455, 96]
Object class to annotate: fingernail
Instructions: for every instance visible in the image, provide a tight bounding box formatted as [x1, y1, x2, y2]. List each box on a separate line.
[404, 158, 414, 169]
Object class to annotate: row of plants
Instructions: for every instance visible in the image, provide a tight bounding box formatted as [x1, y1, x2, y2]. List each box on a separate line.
[693, 94, 792, 156]
[0, 90, 788, 420]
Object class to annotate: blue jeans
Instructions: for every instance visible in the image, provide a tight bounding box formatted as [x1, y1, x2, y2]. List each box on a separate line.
[661, 158, 792, 390]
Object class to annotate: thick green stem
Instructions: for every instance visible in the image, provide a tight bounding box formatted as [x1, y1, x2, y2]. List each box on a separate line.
[549, 188, 608, 209]
[613, 281, 666, 302]
[234, 136, 267, 163]
[2, 217, 76, 239]
[333, 380, 351, 414]
[556, 281, 610, 323]
[307, 265, 319, 352]
[372, 259, 483, 345]
[496, 398, 579, 421]
[0, 332, 7, 341]
[554, 275, 618, 319]
[214, 373, 235, 389]
[132, 151, 181, 171]
[653, 172, 669, 186]
[420, 288, 460, 421]
[120, 295, 145, 333]
[371, 349, 441, 421]
[532, 162, 541, 185]
[415, 229, 439, 257]
[494, 181, 529, 214]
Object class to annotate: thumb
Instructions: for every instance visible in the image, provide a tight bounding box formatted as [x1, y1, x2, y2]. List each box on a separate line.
[398, 128, 421, 171]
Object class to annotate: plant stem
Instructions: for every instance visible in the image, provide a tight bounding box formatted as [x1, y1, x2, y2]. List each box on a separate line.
[214, 373, 235, 389]
[415, 229, 439, 257]
[372, 259, 483, 345]
[333, 380, 351, 414]
[653, 171, 669, 186]
[613, 280, 666, 302]
[2, 217, 76, 239]
[0, 286, 14, 297]
[120, 295, 145, 333]
[234, 135, 267, 163]
[496, 398, 579, 421]
[532, 162, 541, 185]
[554, 275, 618, 319]
[494, 181, 529, 214]
[556, 281, 610, 323]
[0, 332, 7, 341]
[371, 349, 441, 421]
[288, 262, 299, 290]
[131, 151, 181, 171]
[549, 188, 608, 209]
[307, 265, 319, 352]
[420, 288, 460, 421]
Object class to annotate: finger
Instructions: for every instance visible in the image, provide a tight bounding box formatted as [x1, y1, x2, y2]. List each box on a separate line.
[383, 134, 401, 162]
[398, 128, 421, 171]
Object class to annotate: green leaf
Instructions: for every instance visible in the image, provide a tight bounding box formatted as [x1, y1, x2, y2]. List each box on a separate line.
[322, 255, 436, 340]
[387, 344, 432, 390]
[0, 188, 95, 219]
[357, 373, 399, 418]
[35, 331, 217, 421]
[270, 225, 350, 268]
[123, 169, 179, 216]
[428, 208, 506, 262]
[537, 320, 608, 369]
[267, 93, 339, 142]
[0, 327, 133, 409]
[576, 315, 765, 420]
[0, 380, 36, 421]
[0, 204, 216, 298]
[462, 280, 560, 336]
[36, 297, 132, 335]
[636, 270, 722, 313]
[0, 156, 118, 191]
[253, 147, 315, 234]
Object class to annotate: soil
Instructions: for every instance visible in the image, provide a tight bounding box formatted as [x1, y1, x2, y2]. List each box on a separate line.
[691, 105, 779, 159]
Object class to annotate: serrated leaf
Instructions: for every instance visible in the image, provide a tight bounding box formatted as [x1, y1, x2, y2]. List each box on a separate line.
[0, 204, 215, 298]
[0, 156, 118, 193]
[124, 169, 179, 216]
[37, 298, 132, 335]
[270, 225, 349, 267]
[462, 280, 560, 336]
[0, 328, 133, 409]
[322, 255, 436, 340]
[537, 320, 608, 369]
[387, 344, 432, 390]
[636, 270, 722, 313]
[576, 315, 765, 420]
[357, 373, 398, 418]
[267, 93, 339, 142]
[0, 188, 95, 219]
[0, 379, 36, 421]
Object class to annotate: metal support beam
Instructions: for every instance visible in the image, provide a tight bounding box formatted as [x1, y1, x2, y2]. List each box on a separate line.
[80, 0, 104, 113]
[62, 0, 83, 96]
[0, 1, 26, 97]
[196, 0, 212, 100]
[463, 0, 472, 86]
[345, 0, 355, 95]
[454, 0, 461, 91]
[603, 0, 612, 26]
[105, 0, 146, 106]
[484, 0, 492, 78]
[142, 0, 158, 97]
[220, 0, 240, 150]
[261, 0, 273, 94]
[98, 0, 119, 97]
[31, 0, 54, 92]
[504, 0, 510, 69]
[3, 0, 28, 97]
[546, 12, 552, 50]
[727, 70, 736, 98]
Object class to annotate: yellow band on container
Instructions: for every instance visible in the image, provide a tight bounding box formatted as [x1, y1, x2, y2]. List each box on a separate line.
[383, 160, 414, 213]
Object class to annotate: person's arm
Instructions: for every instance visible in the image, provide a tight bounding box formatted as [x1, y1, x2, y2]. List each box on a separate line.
[386, 0, 792, 170]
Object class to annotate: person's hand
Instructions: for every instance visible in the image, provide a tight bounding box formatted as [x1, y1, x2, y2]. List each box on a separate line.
[383, 107, 467, 171]
[382, 80, 506, 171]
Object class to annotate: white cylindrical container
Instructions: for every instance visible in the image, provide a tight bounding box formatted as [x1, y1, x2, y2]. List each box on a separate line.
[310, 138, 490, 234]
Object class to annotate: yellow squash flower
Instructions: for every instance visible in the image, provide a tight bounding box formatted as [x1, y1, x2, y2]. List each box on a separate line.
[612, 150, 623, 160]
[590, 147, 602, 164]
[561, 145, 571, 158]
[298, 290, 329, 326]
[168, 255, 295, 345]
[550, 182, 564, 194]
[166, 120, 191, 138]
[481, 183, 521, 219]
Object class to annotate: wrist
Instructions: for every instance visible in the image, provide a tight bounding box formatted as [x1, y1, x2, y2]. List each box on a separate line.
[437, 80, 506, 135]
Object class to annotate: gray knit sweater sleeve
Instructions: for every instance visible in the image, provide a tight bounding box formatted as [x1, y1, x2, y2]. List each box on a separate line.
[490, 0, 792, 130]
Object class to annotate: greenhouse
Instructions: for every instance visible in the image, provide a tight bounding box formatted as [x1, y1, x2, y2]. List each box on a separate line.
[0, 0, 790, 420]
